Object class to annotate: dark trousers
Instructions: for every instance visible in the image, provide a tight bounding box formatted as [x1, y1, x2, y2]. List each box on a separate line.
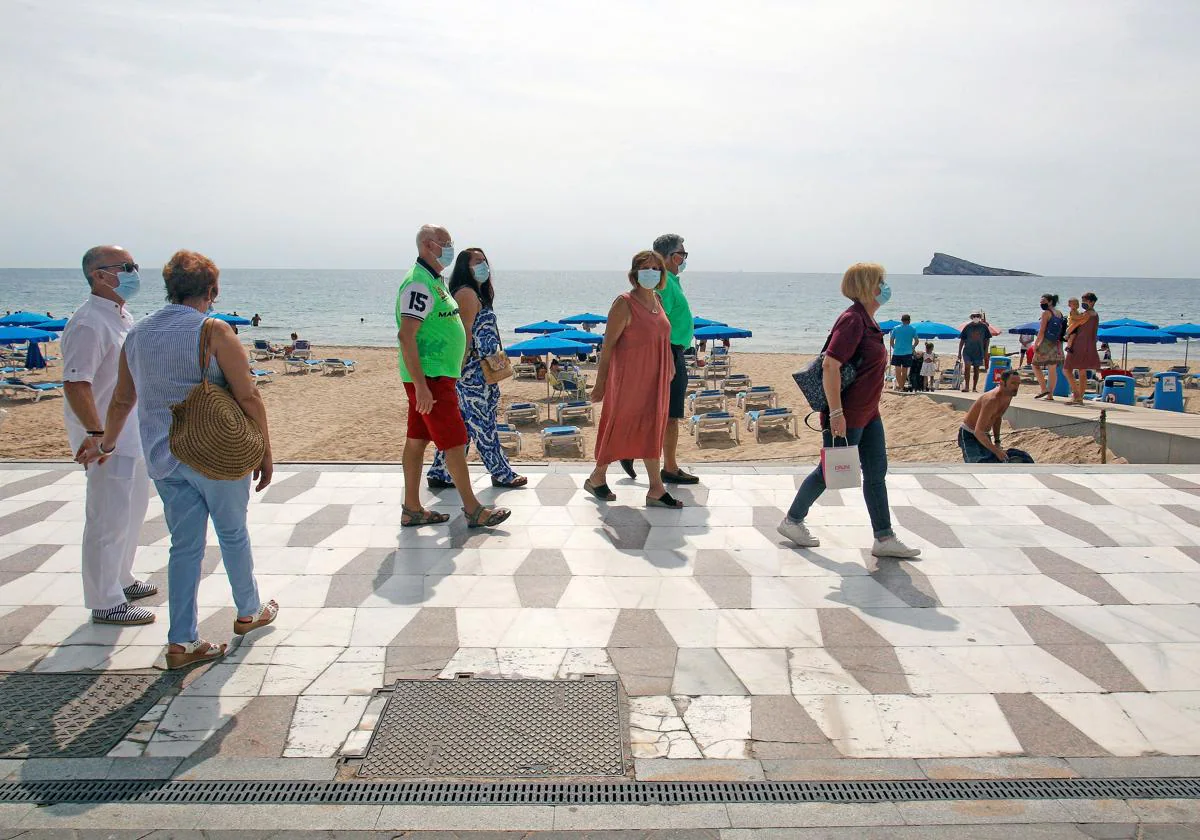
[957, 428, 1035, 463]
[788, 416, 894, 538]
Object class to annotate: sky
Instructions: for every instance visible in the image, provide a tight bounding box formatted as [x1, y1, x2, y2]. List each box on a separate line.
[1, 0, 1197, 276]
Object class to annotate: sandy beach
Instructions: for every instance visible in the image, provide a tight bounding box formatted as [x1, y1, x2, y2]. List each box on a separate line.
[2, 345, 1180, 465]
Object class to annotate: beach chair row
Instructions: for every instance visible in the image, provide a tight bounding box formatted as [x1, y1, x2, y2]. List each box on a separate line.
[282, 357, 357, 375]
[689, 406, 799, 444]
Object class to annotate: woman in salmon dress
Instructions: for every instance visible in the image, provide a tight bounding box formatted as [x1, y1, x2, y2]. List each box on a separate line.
[1064, 291, 1101, 406]
[584, 251, 682, 508]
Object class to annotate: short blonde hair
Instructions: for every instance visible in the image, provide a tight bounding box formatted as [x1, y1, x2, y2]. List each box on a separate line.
[627, 250, 667, 291]
[840, 262, 885, 305]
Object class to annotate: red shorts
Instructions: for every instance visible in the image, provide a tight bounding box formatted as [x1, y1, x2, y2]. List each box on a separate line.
[404, 377, 469, 450]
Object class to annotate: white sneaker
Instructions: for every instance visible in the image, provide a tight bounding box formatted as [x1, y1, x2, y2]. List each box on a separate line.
[872, 535, 921, 559]
[777, 518, 820, 547]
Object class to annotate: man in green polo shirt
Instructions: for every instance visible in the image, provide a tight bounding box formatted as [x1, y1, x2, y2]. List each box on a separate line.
[396, 224, 509, 530]
[620, 233, 700, 485]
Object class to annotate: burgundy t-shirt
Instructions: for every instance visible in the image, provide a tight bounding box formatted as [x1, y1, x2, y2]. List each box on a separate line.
[825, 302, 887, 429]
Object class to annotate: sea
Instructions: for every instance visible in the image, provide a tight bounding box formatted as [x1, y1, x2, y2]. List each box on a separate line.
[2, 268, 1196, 360]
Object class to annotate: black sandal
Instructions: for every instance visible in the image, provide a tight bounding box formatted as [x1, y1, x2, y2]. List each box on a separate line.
[491, 475, 528, 488]
[583, 478, 616, 501]
[646, 491, 684, 509]
[661, 468, 700, 485]
[426, 476, 455, 490]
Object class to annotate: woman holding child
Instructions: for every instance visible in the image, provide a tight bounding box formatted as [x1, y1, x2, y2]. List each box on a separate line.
[1064, 292, 1100, 406]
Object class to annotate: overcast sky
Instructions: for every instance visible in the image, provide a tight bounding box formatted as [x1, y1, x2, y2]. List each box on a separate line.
[1, 0, 1197, 276]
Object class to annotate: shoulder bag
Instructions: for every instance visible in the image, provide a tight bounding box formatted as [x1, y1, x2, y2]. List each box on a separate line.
[473, 303, 513, 384]
[169, 318, 266, 480]
[792, 321, 866, 413]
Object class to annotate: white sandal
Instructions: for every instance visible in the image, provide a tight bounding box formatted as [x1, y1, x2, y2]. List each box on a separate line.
[165, 639, 226, 670]
[233, 599, 279, 635]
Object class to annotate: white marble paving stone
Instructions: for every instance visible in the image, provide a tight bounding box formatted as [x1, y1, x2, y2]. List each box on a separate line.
[717, 609, 823, 648]
[498, 608, 619, 647]
[1100, 572, 1200, 605]
[284, 695, 371, 757]
[304, 660, 384, 695]
[752, 576, 908, 610]
[150, 695, 255, 752]
[1112, 691, 1200, 755]
[280, 607, 356, 647]
[720, 647, 792, 695]
[1036, 692, 1155, 755]
[439, 647, 501, 678]
[896, 646, 1103, 695]
[557, 647, 616, 678]
[680, 695, 752, 759]
[182, 663, 269, 697]
[456, 608, 521, 647]
[347, 606, 420, 646]
[1062, 546, 1200, 575]
[855, 606, 1035, 647]
[1106, 643, 1200, 691]
[788, 647, 869, 696]
[1046, 604, 1200, 644]
[260, 646, 344, 695]
[628, 695, 703, 759]
[927, 574, 1097, 608]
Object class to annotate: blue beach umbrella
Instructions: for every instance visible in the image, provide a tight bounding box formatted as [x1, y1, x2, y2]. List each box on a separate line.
[211, 313, 251, 326]
[1097, 326, 1176, 369]
[514, 320, 570, 334]
[1100, 318, 1159, 330]
[0, 311, 52, 327]
[1164, 323, 1200, 365]
[0, 327, 56, 345]
[693, 325, 753, 340]
[506, 334, 592, 419]
[878, 319, 902, 334]
[693, 316, 727, 328]
[552, 328, 604, 345]
[33, 318, 68, 332]
[1008, 322, 1042, 335]
[559, 313, 607, 326]
[910, 321, 961, 340]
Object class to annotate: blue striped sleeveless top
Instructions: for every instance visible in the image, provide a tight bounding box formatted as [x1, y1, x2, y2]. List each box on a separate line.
[123, 305, 226, 480]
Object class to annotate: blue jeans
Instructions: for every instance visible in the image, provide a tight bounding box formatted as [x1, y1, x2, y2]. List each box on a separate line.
[957, 428, 1036, 464]
[155, 463, 262, 645]
[788, 416, 894, 538]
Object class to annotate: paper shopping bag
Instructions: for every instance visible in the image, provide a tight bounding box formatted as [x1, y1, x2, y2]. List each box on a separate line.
[821, 441, 861, 490]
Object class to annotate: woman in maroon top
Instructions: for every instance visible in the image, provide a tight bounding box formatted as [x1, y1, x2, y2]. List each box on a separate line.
[777, 263, 920, 559]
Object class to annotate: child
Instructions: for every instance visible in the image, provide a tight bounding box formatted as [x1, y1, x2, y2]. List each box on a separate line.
[920, 342, 938, 390]
[1064, 298, 1085, 352]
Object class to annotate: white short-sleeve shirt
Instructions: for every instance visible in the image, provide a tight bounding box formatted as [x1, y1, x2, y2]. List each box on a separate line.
[61, 294, 141, 457]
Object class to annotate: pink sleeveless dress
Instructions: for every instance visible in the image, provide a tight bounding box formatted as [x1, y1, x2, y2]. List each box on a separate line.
[594, 292, 673, 464]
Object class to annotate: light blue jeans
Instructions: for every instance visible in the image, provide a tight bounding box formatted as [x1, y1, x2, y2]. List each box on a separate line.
[155, 462, 262, 645]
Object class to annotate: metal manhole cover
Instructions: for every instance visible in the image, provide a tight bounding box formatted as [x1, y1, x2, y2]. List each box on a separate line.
[0, 672, 179, 758]
[360, 679, 626, 778]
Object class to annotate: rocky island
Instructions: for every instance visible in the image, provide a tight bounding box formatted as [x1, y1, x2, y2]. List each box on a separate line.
[923, 252, 1039, 276]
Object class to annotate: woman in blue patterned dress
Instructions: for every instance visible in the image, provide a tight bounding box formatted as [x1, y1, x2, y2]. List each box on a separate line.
[426, 248, 526, 489]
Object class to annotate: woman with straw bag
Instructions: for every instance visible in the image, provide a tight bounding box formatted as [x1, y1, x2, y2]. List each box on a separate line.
[77, 250, 278, 669]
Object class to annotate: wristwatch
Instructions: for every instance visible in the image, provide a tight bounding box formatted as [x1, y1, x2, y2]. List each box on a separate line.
[99, 441, 116, 455]
[87, 430, 104, 437]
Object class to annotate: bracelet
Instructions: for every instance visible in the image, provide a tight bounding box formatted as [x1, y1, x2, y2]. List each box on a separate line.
[87, 430, 104, 437]
[829, 408, 844, 418]
[99, 442, 116, 455]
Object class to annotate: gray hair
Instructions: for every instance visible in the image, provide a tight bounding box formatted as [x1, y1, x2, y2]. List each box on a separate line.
[652, 234, 684, 258]
[81, 245, 117, 285]
[416, 224, 448, 248]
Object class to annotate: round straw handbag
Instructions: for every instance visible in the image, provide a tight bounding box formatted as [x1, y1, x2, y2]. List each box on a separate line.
[168, 318, 266, 481]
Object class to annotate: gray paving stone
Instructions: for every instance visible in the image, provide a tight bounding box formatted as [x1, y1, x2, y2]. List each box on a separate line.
[760, 758, 924, 781]
[601, 507, 652, 551]
[1140, 826, 1200, 840]
[1022, 548, 1131, 605]
[384, 645, 457, 681]
[323, 575, 377, 608]
[516, 549, 573, 577]
[1066, 757, 1200, 778]
[0, 544, 60, 573]
[181, 695, 298, 759]
[376, 805, 553, 830]
[749, 695, 839, 760]
[388, 607, 458, 647]
[635, 758, 765, 781]
[692, 550, 749, 578]
[515, 574, 572, 608]
[816, 609, 894, 647]
[191, 804, 383, 830]
[288, 504, 353, 547]
[1075, 825, 1140, 840]
[138, 517, 171, 546]
[1030, 506, 1119, 548]
[822, 645, 910, 694]
[259, 471, 320, 504]
[673, 649, 747, 696]
[694, 575, 751, 609]
[1010, 606, 1146, 692]
[1035, 475, 1110, 506]
[0, 470, 71, 501]
[12, 758, 113, 781]
[725, 802, 904, 828]
[106, 757, 182, 779]
[553, 805, 730, 830]
[1129, 801, 1200, 824]
[721, 828, 1091, 839]
[174, 757, 337, 780]
[16, 803, 207, 829]
[608, 647, 677, 696]
[0, 605, 55, 645]
[1164, 504, 1200, 529]
[917, 757, 1078, 779]
[894, 798, 1075, 824]
[609, 609, 678, 649]
[870, 563, 940, 608]
[994, 693, 1110, 757]
[891, 506, 963, 548]
[1051, 798, 1139, 824]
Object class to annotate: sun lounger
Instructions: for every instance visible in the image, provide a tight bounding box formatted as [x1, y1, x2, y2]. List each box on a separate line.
[290, 339, 313, 360]
[686, 374, 705, 394]
[496, 423, 523, 455]
[721, 373, 751, 394]
[541, 425, 585, 456]
[548, 370, 584, 397]
[322, 359, 356, 375]
[505, 402, 540, 425]
[747, 407, 798, 442]
[705, 358, 732, 379]
[513, 363, 538, 380]
[688, 389, 726, 414]
[284, 357, 323, 374]
[249, 368, 273, 385]
[0, 378, 64, 402]
[690, 410, 739, 443]
[251, 339, 283, 361]
[1130, 366, 1152, 386]
[556, 400, 594, 424]
[737, 385, 777, 410]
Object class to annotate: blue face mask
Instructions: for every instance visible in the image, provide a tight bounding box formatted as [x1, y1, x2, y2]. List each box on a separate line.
[637, 269, 661, 289]
[439, 244, 454, 267]
[106, 269, 140, 301]
[876, 281, 892, 307]
[678, 258, 687, 273]
[473, 262, 490, 283]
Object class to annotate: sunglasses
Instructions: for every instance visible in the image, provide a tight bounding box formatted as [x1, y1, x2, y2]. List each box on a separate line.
[673, 251, 689, 259]
[98, 262, 139, 273]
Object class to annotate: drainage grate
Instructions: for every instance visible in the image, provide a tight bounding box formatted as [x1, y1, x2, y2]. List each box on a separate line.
[0, 672, 180, 758]
[0, 777, 1196, 806]
[359, 679, 626, 778]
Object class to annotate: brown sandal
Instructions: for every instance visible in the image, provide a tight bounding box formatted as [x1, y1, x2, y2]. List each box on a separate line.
[233, 599, 279, 635]
[402, 506, 451, 527]
[463, 505, 512, 529]
[165, 639, 227, 670]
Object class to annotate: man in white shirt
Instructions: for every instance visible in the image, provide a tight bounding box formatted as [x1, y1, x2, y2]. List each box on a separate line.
[62, 245, 156, 626]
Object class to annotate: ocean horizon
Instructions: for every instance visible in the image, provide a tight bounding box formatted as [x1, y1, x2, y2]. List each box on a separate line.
[4, 268, 1197, 359]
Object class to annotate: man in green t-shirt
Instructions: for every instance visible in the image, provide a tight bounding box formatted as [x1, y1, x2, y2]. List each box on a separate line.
[396, 224, 509, 530]
[620, 233, 700, 485]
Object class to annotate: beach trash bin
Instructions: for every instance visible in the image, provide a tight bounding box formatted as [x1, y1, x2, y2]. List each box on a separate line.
[1153, 371, 1185, 412]
[1100, 375, 1136, 406]
[983, 355, 1012, 393]
[1053, 365, 1072, 397]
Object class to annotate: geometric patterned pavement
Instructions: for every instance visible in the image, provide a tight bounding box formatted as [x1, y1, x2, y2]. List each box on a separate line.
[0, 463, 1199, 770]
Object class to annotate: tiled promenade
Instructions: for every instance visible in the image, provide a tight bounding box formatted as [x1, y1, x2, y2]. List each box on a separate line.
[0, 461, 1198, 834]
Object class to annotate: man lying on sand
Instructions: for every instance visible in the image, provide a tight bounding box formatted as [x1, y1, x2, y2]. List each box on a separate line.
[957, 369, 1035, 463]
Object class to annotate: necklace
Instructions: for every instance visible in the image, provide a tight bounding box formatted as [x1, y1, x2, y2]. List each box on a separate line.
[631, 291, 659, 314]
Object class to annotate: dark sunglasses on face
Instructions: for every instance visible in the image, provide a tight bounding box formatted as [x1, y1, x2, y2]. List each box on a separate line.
[98, 262, 139, 274]
[673, 251, 688, 259]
